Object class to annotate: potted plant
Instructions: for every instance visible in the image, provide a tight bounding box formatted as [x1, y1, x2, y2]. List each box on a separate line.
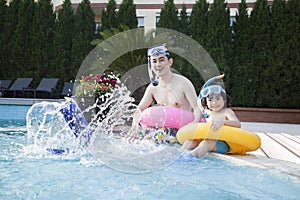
[74, 72, 120, 122]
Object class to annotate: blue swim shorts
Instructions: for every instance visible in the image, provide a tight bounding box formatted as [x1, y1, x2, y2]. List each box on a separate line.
[215, 140, 230, 154]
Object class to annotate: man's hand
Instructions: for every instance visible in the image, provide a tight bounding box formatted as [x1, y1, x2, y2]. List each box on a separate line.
[125, 108, 143, 143]
[125, 126, 141, 143]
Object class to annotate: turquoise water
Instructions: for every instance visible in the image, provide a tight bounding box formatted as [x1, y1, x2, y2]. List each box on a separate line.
[0, 120, 300, 199]
[1, 117, 300, 199]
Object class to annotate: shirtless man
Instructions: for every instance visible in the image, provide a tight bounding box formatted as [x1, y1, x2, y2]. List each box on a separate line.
[127, 44, 202, 142]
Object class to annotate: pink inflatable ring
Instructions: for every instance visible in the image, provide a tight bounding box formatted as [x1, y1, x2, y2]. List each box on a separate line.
[139, 106, 194, 129]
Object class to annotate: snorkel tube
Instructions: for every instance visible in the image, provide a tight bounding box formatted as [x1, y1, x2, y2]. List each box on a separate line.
[198, 74, 225, 118]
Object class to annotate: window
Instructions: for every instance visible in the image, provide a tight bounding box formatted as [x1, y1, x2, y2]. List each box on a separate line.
[95, 23, 101, 34]
[137, 17, 144, 28]
[156, 15, 160, 24]
[230, 16, 236, 27]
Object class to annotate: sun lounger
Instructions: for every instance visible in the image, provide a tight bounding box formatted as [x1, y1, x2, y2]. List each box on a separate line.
[3, 78, 33, 97]
[25, 78, 60, 99]
[0, 80, 12, 97]
[60, 82, 75, 98]
[0, 80, 12, 90]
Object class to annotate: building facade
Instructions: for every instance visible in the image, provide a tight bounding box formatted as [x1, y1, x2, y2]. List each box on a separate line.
[52, 0, 274, 32]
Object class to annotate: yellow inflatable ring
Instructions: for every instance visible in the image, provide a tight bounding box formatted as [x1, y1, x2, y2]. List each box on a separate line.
[177, 123, 261, 155]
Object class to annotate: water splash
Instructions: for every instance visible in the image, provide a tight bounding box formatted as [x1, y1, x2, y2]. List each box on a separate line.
[25, 84, 183, 173]
[25, 101, 81, 156]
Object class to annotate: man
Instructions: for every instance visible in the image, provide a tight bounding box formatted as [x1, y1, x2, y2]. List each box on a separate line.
[127, 44, 202, 142]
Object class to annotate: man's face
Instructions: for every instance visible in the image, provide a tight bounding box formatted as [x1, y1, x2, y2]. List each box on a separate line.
[150, 55, 172, 76]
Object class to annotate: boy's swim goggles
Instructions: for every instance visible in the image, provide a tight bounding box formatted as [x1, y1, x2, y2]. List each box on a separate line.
[200, 85, 226, 98]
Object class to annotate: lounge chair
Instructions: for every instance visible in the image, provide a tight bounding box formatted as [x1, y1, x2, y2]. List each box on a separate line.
[0, 80, 12, 97]
[27, 78, 60, 99]
[0, 80, 12, 90]
[3, 78, 33, 97]
[60, 82, 75, 98]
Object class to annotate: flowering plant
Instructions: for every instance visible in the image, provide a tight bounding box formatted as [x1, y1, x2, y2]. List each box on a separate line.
[75, 73, 119, 98]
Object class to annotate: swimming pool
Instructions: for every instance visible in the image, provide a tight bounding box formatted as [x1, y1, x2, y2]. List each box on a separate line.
[0, 105, 299, 199]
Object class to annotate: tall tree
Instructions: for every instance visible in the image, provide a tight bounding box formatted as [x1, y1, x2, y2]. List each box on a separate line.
[266, 0, 289, 107]
[248, 0, 272, 107]
[0, 0, 6, 36]
[206, 0, 232, 82]
[100, 0, 117, 31]
[52, 0, 75, 88]
[190, 0, 209, 46]
[231, 0, 252, 106]
[117, 0, 137, 29]
[0, 0, 21, 79]
[71, 0, 95, 79]
[31, 0, 56, 85]
[178, 4, 190, 35]
[285, 0, 300, 108]
[0, 0, 7, 79]
[8, 0, 36, 79]
[157, 0, 179, 31]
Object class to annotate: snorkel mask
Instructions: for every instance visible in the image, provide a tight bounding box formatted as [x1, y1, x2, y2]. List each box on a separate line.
[147, 44, 170, 86]
[200, 85, 226, 99]
[198, 74, 225, 118]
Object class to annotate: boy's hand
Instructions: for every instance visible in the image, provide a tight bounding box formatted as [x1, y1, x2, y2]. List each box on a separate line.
[209, 120, 223, 132]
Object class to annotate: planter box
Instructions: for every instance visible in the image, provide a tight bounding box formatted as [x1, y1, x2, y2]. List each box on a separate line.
[232, 107, 300, 124]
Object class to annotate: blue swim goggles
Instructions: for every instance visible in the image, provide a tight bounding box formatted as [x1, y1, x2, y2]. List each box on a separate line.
[200, 85, 226, 98]
[198, 74, 225, 118]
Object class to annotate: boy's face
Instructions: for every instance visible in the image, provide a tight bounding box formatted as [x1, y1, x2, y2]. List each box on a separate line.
[206, 94, 225, 112]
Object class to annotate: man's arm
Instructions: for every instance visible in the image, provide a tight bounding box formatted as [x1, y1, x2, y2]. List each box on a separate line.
[131, 85, 154, 129]
[183, 78, 202, 123]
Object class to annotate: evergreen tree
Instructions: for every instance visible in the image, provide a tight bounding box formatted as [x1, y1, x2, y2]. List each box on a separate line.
[117, 0, 137, 29]
[71, 0, 95, 79]
[31, 0, 56, 86]
[285, 0, 300, 108]
[190, 0, 209, 46]
[0, 0, 21, 79]
[0, 0, 6, 36]
[100, 0, 117, 31]
[0, 0, 7, 79]
[157, 0, 179, 31]
[52, 0, 75, 88]
[8, 0, 36, 80]
[179, 4, 190, 35]
[231, 0, 252, 106]
[266, 0, 289, 107]
[206, 0, 232, 83]
[249, 0, 272, 107]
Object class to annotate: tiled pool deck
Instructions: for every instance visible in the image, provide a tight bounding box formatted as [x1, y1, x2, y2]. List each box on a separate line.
[1, 98, 299, 177]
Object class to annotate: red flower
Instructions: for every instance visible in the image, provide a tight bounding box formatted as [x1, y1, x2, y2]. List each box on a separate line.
[84, 76, 91, 82]
[94, 74, 102, 81]
[111, 79, 117, 87]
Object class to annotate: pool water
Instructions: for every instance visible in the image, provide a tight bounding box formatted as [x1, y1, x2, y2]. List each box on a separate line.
[1, 119, 299, 199]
